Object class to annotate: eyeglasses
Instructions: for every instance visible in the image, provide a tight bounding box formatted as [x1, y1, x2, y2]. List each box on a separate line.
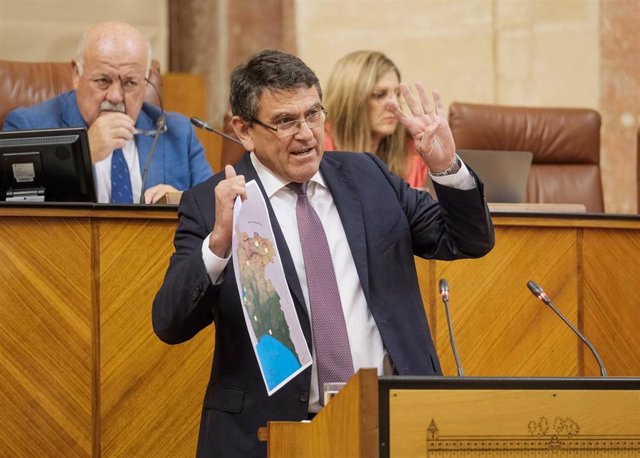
[133, 124, 168, 136]
[251, 109, 327, 137]
[88, 75, 147, 93]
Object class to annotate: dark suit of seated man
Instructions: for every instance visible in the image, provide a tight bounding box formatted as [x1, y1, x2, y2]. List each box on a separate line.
[3, 21, 212, 204]
[152, 49, 495, 457]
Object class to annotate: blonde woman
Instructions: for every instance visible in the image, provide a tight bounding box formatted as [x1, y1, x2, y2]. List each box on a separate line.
[324, 50, 428, 188]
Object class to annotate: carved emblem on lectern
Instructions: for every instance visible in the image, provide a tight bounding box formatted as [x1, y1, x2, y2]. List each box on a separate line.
[425, 417, 640, 456]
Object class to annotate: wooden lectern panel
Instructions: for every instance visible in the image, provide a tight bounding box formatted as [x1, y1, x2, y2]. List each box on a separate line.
[98, 217, 213, 457]
[583, 228, 640, 376]
[0, 216, 93, 456]
[262, 369, 378, 457]
[388, 385, 640, 457]
[0, 208, 213, 456]
[1, 207, 639, 455]
[429, 225, 580, 377]
[420, 215, 640, 378]
[264, 372, 640, 457]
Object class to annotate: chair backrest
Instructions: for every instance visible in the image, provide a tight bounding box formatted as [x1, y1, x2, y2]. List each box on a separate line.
[0, 59, 163, 127]
[448, 102, 604, 213]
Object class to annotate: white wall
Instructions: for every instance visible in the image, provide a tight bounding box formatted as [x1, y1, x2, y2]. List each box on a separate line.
[296, 0, 599, 111]
[0, 0, 168, 69]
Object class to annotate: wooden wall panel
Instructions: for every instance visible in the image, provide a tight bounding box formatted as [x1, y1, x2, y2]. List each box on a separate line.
[428, 225, 580, 377]
[0, 216, 92, 456]
[583, 228, 640, 376]
[98, 218, 213, 457]
[162, 72, 222, 173]
[0, 208, 637, 456]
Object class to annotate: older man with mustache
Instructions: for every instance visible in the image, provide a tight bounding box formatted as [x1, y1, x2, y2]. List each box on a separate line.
[3, 21, 212, 203]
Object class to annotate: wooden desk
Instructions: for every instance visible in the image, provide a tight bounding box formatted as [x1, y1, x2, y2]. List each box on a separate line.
[0, 206, 638, 455]
[0, 203, 211, 457]
[421, 212, 640, 378]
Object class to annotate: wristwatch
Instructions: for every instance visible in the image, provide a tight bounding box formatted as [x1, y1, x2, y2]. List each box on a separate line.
[430, 155, 462, 177]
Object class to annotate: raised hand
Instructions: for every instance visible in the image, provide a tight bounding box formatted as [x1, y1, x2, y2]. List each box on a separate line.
[208, 165, 247, 258]
[385, 82, 456, 173]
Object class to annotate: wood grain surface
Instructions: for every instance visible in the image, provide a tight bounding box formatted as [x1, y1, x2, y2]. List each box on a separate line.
[0, 207, 638, 455]
[0, 208, 212, 457]
[0, 216, 93, 456]
[263, 369, 378, 458]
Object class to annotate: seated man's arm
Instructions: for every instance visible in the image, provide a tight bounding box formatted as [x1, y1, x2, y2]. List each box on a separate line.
[143, 115, 213, 203]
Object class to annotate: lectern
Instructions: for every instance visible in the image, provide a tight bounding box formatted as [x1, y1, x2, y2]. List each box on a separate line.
[260, 369, 640, 457]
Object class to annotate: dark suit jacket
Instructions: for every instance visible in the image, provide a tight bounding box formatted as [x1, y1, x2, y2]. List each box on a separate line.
[152, 151, 494, 457]
[3, 90, 213, 191]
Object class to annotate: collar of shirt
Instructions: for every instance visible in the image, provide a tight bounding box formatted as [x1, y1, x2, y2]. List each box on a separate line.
[249, 152, 326, 199]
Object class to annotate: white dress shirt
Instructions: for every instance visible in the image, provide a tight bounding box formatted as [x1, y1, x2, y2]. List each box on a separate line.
[201, 152, 475, 412]
[93, 139, 142, 203]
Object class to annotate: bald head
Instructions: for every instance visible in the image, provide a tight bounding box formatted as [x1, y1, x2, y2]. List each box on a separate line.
[73, 21, 152, 127]
[76, 21, 151, 77]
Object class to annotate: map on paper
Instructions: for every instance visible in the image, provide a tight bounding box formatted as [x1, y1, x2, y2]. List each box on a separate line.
[232, 180, 312, 395]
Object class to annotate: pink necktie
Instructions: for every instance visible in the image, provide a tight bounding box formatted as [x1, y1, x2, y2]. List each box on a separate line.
[288, 182, 354, 405]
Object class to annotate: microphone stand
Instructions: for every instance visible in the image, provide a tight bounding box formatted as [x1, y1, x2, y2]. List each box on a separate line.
[527, 280, 607, 377]
[139, 114, 165, 204]
[439, 279, 464, 376]
[190, 117, 243, 145]
[139, 77, 166, 204]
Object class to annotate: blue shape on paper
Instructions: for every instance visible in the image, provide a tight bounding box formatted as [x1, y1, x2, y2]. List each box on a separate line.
[257, 334, 302, 390]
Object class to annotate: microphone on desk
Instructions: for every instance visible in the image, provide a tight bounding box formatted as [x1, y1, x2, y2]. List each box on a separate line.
[439, 278, 464, 376]
[190, 117, 243, 145]
[139, 78, 167, 204]
[526, 280, 607, 377]
[139, 113, 166, 204]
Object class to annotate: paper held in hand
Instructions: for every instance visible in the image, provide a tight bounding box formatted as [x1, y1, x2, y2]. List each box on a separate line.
[231, 180, 312, 396]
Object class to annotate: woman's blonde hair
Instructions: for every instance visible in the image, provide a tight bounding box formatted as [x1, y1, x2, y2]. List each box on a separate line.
[324, 50, 407, 178]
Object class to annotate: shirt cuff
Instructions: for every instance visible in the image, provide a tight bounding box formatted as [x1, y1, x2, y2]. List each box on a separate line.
[202, 234, 230, 285]
[430, 159, 476, 190]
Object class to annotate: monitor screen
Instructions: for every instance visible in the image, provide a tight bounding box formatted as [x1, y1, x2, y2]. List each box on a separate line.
[0, 127, 96, 203]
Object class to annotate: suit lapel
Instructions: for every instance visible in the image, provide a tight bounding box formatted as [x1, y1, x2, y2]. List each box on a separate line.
[320, 156, 370, 302]
[232, 154, 372, 337]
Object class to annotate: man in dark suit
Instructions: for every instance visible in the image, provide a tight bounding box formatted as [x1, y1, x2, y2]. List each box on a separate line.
[152, 49, 494, 456]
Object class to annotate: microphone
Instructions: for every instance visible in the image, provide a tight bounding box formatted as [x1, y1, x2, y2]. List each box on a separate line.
[526, 280, 607, 377]
[139, 113, 166, 204]
[190, 117, 244, 145]
[139, 77, 166, 204]
[439, 278, 464, 376]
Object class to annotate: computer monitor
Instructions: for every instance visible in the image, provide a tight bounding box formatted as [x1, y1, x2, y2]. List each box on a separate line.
[0, 127, 96, 202]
